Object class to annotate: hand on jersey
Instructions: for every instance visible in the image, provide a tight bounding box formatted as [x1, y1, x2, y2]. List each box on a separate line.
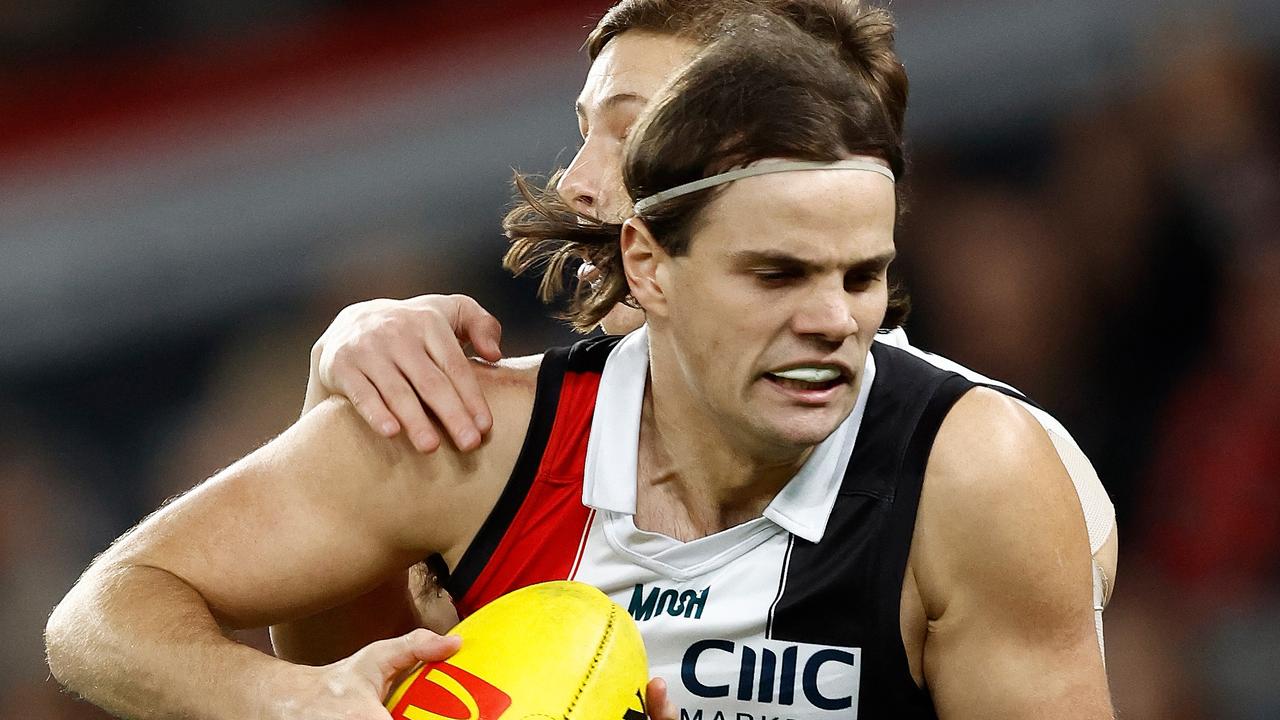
[312, 295, 503, 453]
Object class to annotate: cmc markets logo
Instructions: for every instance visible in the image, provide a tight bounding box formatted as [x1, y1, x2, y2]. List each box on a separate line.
[388, 662, 513, 720]
[681, 639, 861, 715]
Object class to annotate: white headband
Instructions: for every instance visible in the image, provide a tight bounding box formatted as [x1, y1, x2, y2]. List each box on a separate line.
[631, 158, 895, 215]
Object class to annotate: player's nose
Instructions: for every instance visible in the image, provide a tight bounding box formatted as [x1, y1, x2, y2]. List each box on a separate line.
[792, 280, 859, 342]
[557, 145, 602, 218]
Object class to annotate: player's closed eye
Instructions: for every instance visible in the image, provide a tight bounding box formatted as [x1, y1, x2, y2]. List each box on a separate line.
[753, 269, 803, 285]
[844, 272, 881, 292]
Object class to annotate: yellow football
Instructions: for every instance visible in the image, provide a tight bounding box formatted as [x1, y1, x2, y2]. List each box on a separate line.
[385, 580, 649, 720]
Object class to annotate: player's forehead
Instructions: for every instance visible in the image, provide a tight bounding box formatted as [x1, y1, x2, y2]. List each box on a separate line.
[575, 31, 700, 119]
[695, 169, 898, 266]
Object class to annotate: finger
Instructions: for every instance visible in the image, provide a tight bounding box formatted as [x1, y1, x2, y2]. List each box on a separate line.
[421, 324, 492, 437]
[451, 296, 504, 363]
[473, 318, 503, 363]
[645, 677, 677, 720]
[396, 352, 481, 452]
[342, 373, 401, 437]
[362, 360, 442, 453]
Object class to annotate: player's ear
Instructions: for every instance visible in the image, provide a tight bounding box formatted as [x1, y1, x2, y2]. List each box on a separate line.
[620, 218, 669, 317]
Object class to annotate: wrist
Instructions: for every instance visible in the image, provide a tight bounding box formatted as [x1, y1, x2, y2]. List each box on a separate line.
[252, 659, 322, 720]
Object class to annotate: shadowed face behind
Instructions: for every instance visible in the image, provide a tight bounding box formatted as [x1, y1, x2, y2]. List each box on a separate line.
[560, 31, 699, 333]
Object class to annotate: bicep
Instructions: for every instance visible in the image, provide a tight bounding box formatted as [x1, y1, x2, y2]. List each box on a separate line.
[106, 399, 454, 630]
[922, 577, 1109, 720]
[916, 390, 1112, 720]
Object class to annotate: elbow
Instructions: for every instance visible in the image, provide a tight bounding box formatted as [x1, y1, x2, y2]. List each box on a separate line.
[45, 562, 113, 693]
[45, 594, 81, 690]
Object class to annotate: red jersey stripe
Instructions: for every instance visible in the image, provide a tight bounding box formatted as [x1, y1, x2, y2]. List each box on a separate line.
[455, 370, 602, 617]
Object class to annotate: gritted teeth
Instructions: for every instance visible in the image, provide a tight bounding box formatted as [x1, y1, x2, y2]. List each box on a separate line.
[769, 367, 843, 383]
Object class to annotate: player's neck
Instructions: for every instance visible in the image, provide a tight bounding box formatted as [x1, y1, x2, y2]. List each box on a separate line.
[635, 371, 812, 540]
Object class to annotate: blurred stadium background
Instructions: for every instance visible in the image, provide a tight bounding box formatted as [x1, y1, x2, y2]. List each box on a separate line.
[2, 0, 1278, 717]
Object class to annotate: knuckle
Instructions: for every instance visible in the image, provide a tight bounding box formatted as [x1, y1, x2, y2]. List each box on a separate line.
[416, 369, 447, 393]
[343, 335, 375, 358]
[440, 407, 471, 426]
[330, 345, 360, 368]
[424, 306, 448, 326]
[386, 390, 420, 414]
[438, 351, 468, 374]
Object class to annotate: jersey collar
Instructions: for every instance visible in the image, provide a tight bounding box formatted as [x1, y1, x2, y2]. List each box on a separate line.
[582, 325, 876, 544]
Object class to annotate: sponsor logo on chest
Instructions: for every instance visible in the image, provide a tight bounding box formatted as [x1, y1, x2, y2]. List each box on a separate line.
[679, 639, 861, 720]
[629, 583, 710, 621]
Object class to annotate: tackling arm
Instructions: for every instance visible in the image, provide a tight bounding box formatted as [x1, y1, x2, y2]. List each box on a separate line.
[44, 396, 504, 720]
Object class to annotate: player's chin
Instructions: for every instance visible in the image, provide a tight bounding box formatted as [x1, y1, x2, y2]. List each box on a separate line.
[760, 409, 848, 448]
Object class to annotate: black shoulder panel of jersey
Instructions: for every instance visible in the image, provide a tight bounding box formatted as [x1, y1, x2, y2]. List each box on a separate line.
[564, 331, 624, 373]
[902, 344, 1050, 413]
[767, 342, 979, 719]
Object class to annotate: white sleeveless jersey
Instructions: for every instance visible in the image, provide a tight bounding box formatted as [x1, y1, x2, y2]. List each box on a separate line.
[444, 327, 1111, 717]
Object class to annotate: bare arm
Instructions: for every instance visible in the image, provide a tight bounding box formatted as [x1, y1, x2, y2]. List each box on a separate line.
[915, 389, 1113, 720]
[45, 386, 522, 719]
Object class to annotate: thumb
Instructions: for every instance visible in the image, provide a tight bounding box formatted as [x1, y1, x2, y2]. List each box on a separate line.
[454, 297, 503, 362]
[361, 629, 462, 684]
[645, 677, 677, 720]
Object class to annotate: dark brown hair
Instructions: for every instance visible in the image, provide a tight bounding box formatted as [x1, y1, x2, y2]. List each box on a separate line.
[505, 1, 910, 332]
[588, 0, 907, 140]
[586, 0, 759, 59]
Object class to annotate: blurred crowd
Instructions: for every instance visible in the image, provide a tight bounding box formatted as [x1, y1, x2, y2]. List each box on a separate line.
[899, 27, 1280, 719]
[2, 3, 1278, 719]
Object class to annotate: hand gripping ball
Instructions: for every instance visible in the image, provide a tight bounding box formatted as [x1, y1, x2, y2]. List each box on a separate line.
[385, 581, 649, 720]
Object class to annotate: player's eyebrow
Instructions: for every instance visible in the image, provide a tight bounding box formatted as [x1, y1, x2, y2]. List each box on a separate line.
[575, 92, 648, 122]
[849, 249, 897, 273]
[729, 250, 815, 274]
[729, 249, 897, 273]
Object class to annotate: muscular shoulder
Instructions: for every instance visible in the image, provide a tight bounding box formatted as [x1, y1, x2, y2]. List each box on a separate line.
[882, 331, 1116, 576]
[912, 388, 1094, 622]
[927, 387, 1067, 504]
[298, 354, 544, 559]
[437, 355, 543, 560]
